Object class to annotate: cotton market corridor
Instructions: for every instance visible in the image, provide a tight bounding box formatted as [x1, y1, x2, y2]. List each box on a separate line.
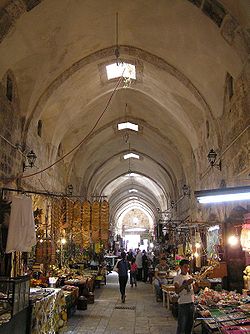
[61, 273, 177, 334]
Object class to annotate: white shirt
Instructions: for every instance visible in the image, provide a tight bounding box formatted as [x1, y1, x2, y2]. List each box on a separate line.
[173, 273, 194, 304]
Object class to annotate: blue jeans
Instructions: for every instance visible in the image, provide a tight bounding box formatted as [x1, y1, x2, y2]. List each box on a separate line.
[154, 278, 168, 299]
[176, 303, 194, 334]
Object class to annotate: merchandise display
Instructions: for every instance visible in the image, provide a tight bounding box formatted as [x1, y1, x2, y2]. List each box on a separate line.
[30, 288, 67, 334]
[196, 288, 250, 333]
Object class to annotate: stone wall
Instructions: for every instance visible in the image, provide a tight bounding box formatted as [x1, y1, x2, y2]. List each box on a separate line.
[0, 71, 23, 187]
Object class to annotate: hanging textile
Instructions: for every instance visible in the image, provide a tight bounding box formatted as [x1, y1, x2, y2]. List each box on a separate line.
[240, 213, 250, 252]
[6, 195, 36, 253]
[51, 198, 63, 245]
[91, 201, 100, 243]
[36, 240, 56, 264]
[100, 200, 109, 243]
[82, 201, 91, 248]
[72, 201, 82, 245]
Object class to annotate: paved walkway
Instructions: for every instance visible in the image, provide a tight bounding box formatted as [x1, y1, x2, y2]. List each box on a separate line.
[61, 272, 177, 334]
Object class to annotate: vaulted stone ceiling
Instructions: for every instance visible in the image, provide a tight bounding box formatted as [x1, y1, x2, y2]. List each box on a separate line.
[0, 0, 249, 226]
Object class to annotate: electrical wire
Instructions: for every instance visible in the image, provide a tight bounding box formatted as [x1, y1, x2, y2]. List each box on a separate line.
[18, 75, 124, 180]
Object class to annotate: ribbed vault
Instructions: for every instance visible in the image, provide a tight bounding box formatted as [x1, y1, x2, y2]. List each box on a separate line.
[0, 0, 248, 236]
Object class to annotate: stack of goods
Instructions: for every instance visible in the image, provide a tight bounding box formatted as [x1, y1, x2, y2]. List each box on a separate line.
[91, 201, 100, 243]
[35, 239, 56, 265]
[197, 288, 250, 333]
[30, 288, 67, 334]
[100, 200, 109, 245]
[72, 201, 82, 245]
[61, 285, 79, 317]
[196, 288, 243, 307]
[200, 307, 250, 333]
[82, 201, 91, 248]
[0, 291, 11, 326]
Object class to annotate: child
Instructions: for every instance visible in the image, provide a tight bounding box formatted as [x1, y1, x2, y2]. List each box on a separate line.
[130, 258, 137, 287]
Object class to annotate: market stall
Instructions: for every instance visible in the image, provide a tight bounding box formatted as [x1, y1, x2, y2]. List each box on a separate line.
[195, 288, 250, 333]
[29, 288, 67, 334]
[0, 276, 30, 334]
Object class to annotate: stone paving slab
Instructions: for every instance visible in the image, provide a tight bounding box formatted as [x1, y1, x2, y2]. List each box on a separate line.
[61, 272, 177, 334]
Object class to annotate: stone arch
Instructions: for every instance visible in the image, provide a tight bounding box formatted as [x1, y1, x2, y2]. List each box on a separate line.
[23, 45, 216, 138]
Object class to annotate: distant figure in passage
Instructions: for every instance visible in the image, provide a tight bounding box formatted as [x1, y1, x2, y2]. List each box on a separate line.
[135, 249, 143, 281]
[142, 250, 149, 282]
[173, 259, 199, 334]
[115, 252, 129, 303]
[130, 257, 137, 287]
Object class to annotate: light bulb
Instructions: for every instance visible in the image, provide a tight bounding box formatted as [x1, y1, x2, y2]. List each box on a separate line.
[195, 242, 201, 249]
[228, 235, 238, 246]
[61, 238, 67, 245]
[194, 252, 199, 258]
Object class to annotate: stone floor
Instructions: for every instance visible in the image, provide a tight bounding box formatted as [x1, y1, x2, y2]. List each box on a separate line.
[61, 272, 178, 334]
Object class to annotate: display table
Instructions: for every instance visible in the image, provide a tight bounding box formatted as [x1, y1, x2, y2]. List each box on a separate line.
[161, 284, 175, 310]
[29, 288, 67, 334]
[198, 306, 250, 333]
[196, 288, 250, 333]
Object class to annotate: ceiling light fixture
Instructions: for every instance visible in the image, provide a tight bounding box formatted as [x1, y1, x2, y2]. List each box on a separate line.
[124, 152, 140, 160]
[129, 189, 138, 193]
[207, 149, 222, 171]
[195, 186, 250, 204]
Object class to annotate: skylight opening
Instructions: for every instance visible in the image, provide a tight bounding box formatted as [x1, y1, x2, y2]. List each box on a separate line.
[124, 153, 140, 160]
[106, 62, 136, 80]
[118, 122, 139, 132]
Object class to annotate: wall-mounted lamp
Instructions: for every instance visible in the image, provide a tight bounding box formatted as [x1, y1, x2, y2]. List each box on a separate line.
[66, 184, 73, 195]
[23, 150, 37, 171]
[195, 186, 250, 204]
[207, 149, 222, 171]
[182, 184, 191, 198]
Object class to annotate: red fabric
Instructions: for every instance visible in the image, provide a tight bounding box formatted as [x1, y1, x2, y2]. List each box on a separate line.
[130, 263, 138, 272]
[221, 325, 250, 333]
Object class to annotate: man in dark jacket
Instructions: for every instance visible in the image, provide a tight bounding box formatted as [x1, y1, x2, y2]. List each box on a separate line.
[116, 252, 129, 303]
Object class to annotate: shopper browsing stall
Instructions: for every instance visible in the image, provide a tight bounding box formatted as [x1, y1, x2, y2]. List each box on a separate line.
[173, 259, 199, 334]
[153, 257, 169, 301]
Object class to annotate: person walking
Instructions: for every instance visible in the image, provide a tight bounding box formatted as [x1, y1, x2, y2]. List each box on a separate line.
[142, 250, 149, 282]
[135, 249, 143, 281]
[115, 252, 129, 303]
[130, 257, 137, 287]
[173, 259, 199, 334]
